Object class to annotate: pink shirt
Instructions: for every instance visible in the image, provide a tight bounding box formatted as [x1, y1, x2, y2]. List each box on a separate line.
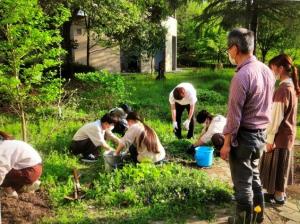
[223, 56, 275, 146]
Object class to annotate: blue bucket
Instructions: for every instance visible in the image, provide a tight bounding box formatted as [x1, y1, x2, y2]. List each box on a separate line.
[194, 146, 214, 167]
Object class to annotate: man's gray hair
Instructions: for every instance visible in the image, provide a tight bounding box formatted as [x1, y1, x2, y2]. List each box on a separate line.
[228, 28, 254, 54]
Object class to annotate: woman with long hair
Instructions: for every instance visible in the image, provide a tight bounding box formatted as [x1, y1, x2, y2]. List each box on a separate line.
[260, 54, 299, 205]
[0, 131, 42, 198]
[114, 112, 166, 163]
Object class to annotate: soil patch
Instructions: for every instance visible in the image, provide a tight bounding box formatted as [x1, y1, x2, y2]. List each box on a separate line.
[0, 190, 52, 224]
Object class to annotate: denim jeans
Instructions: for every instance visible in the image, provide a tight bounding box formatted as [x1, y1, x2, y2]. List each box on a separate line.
[229, 129, 266, 223]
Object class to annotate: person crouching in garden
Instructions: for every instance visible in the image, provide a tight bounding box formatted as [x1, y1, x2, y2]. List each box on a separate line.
[70, 113, 120, 162]
[109, 103, 132, 136]
[0, 131, 42, 199]
[169, 82, 197, 139]
[114, 112, 166, 164]
[187, 110, 226, 156]
[260, 54, 299, 205]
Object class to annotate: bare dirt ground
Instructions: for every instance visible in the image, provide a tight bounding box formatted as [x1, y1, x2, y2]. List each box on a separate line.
[0, 191, 52, 224]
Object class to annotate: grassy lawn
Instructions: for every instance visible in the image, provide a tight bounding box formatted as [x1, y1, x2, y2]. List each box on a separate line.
[1, 68, 297, 223]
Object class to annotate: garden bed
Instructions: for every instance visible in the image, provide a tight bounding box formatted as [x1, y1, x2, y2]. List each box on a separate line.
[0, 191, 52, 224]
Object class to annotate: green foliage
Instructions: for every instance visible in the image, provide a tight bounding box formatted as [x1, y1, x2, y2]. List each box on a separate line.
[197, 89, 226, 105]
[0, 0, 70, 140]
[211, 80, 230, 93]
[177, 1, 228, 66]
[75, 71, 131, 111]
[87, 163, 231, 207]
[42, 152, 80, 206]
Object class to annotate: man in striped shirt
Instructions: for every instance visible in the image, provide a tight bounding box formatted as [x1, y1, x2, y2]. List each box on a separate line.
[220, 28, 275, 224]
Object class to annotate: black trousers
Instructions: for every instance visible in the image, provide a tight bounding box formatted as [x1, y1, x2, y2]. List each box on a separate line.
[229, 129, 266, 223]
[70, 139, 99, 157]
[174, 103, 195, 139]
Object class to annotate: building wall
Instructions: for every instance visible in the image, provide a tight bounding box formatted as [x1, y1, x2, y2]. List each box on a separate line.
[163, 17, 177, 72]
[71, 19, 121, 72]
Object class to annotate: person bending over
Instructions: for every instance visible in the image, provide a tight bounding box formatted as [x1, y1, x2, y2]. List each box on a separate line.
[0, 131, 42, 199]
[187, 110, 226, 156]
[70, 113, 119, 162]
[169, 82, 197, 139]
[114, 112, 165, 163]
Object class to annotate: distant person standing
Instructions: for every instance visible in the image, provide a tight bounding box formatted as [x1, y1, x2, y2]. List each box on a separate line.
[260, 54, 299, 205]
[169, 82, 197, 139]
[220, 28, 275, 224]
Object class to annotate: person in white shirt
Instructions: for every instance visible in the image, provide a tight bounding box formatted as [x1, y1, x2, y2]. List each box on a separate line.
[114, 112, 166, 163]
[70, 113, 120, 162]
[0, 131, 42, 198]
[169, 82, 197, 139]
[187, 110, 226, 156]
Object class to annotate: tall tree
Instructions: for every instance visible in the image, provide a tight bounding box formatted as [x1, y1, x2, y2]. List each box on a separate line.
[0, 0, 69, 141]
[198, 0, 300, 54]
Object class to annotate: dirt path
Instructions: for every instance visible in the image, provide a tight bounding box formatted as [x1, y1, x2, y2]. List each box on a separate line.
[192, 146, 300, 224]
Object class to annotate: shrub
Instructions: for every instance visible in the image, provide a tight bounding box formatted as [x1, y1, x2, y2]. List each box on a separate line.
[211, 80, 230, 94]
[75, 71, 130, 111]
[197, 89, 226, 105]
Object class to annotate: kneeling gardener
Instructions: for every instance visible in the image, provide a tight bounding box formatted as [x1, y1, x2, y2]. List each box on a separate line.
[70, 113, 120, 162]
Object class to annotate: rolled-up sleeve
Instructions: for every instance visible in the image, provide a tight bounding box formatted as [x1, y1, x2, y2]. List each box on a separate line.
[223, 75, 247, 145]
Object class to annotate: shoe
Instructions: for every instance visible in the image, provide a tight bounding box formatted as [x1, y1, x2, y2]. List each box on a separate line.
[274, 197, 285, 205]
[21, 180, 41, 193]
[81, 154, 98, 163]
[2, 187, 18, 199]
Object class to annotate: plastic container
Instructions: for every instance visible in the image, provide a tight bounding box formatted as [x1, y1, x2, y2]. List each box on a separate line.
[103, 151, 122, 172]
[194, 146, 214, 167]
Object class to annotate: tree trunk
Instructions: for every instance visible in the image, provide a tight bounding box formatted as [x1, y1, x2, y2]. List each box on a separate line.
[250, 0, 258, 55]
[62, 20, 74, 79]
[261, 49, 268, 63]
[20, 103, 27, 142]
[86, 17, 91, 67]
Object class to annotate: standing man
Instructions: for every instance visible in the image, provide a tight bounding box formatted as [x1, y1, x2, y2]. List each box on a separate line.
[169, 82, 197, 139]
[220, 28, 275, 224]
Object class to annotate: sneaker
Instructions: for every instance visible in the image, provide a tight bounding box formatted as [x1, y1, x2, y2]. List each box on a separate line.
[81, 154, 98, 163]
[21, 180, 41, 193]
[3, 187, 18, 199]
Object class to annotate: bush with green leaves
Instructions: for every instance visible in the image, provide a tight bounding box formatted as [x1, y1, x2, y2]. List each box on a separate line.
[197, 89, 226, 105]
[211, 79, 230, 93]
[75, 71, 131, 112]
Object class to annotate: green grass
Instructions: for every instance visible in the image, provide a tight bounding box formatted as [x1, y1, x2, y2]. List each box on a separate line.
[0, 68, 265, 223]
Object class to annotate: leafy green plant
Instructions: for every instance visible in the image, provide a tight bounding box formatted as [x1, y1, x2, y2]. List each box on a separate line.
[75, 71, 131, 111]
[87, 163, 232, 207]
[0, 0, 70, 141]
